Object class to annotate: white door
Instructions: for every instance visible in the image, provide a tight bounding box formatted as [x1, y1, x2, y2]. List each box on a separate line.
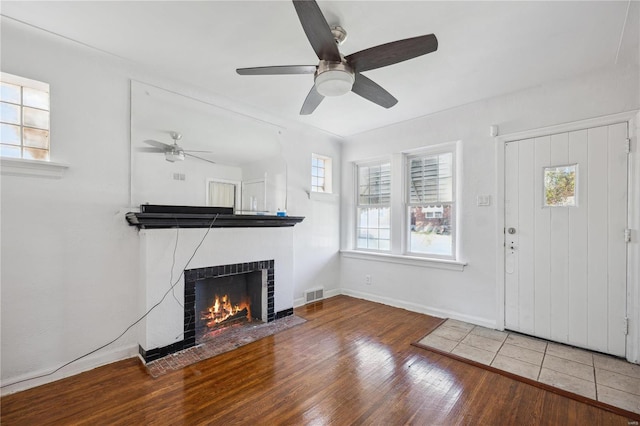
[504, 122, 628, 356]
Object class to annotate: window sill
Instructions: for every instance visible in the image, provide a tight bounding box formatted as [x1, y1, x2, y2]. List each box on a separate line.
[309, 191, 339, 201]
[340, 249, 467, 271]
[1, 157, 69, 179]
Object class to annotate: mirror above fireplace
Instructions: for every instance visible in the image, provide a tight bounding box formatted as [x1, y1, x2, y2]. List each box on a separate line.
[130, 80, 287, 213]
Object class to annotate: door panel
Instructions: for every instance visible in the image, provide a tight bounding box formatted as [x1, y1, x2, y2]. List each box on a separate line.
[505, 123, 627, 356]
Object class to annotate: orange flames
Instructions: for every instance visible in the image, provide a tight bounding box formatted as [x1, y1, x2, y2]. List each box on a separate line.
[201, 294, 250, 328]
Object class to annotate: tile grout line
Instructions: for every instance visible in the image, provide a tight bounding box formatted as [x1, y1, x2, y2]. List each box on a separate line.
[592, 353, 599, 401]
[536, 342, 548, 382]
[490, 331, 510, 366]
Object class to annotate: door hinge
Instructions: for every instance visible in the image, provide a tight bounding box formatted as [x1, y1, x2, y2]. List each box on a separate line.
[623, 317, 629, 336]
[625, 228, 632, 243]
[625, 138, 631, 154]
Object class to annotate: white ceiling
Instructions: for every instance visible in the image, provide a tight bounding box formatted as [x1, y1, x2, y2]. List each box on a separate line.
[2, 1, 638, 137]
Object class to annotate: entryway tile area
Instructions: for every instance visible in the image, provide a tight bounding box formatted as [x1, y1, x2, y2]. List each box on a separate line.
[417, 319, 640, 415]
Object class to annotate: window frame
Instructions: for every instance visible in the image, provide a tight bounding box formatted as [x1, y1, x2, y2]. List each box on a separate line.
[0, 72, 51, 161]
[354, 158, 392, 253]
[404, 145, 457, 260]
[311, 153, 333, 194]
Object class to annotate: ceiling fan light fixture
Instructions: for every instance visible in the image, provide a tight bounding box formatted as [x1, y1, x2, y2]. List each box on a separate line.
[315, 69, 354, 97]
[165, 150, 185, 162]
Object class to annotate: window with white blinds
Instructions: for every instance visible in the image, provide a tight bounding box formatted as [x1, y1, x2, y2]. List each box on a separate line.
[356, 161, 391, 251]
[406, 150, 455, 258]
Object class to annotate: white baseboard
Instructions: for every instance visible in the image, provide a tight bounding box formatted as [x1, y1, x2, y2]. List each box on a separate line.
[340, 288, 497, 329]
[1, 344, 139, 396]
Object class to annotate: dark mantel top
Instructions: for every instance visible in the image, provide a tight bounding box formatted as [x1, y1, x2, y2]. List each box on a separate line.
[125, 205, 304, 230]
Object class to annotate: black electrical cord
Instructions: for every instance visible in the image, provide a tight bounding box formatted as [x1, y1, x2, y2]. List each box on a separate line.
[1, 214, 218, 389]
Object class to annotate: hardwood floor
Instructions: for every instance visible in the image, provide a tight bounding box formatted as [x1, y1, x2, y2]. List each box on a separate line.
[1, 295, 633, 425]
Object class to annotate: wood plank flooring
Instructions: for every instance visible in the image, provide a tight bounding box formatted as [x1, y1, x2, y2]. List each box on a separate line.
[1, 296, 633, 425]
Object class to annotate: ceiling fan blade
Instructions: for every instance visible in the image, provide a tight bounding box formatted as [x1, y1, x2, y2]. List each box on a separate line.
[346, 34, 438, 72]
[300, 85, 324, 115]
[237, 65, 317, 75]
[136, 147, 165, 153]
[183, 149, 214, 153]
[292, 0, 341, 62]
[351, 73, 398, 109]
[184, 152, 216, 164]
[143, 139, 173, 150]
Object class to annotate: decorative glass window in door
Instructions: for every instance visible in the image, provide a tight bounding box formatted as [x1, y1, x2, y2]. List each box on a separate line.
[544, 164, 577, 207]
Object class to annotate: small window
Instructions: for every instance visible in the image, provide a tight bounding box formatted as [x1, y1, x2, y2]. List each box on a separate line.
[312, 153, 332, 193]
[0, 72, 50, 161]
[544, 164, 577, 207]
[356, 160, 391, 251]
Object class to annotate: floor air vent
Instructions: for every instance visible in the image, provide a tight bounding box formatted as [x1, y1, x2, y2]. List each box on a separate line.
[305, 287, 324, 304]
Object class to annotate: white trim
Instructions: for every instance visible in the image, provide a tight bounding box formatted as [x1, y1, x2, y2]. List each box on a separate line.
[627, 111, 640, 364]
[1, 157, 68, 178]
[1, 71, 49, 92]
[340, 288, 495, 329]
[0, 344, 138, 396]
[496, 110, 638, 144]
[341, 249, 466, 271]
[495, 110, 640, 361]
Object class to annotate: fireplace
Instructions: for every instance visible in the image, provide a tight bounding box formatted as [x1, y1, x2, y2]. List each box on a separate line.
[137, 226, 298, 364]
[194, 270, 267, 342]
[183, 260, 276, 349]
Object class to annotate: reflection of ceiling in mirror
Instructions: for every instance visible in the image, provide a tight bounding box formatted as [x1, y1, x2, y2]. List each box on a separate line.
[131, 80, 282, 166]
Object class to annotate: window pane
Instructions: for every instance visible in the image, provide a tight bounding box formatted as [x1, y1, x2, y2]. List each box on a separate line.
[0, 123, 21, 145]
[23, 147, 49, 161]
[23, 107, 49, 129]
[1, 102, 21, 124]
[408, 205, 452, 256]
[23, 127, 49, 149]
[0, 144, 21, 158]
[544, 165, 577, 207]
[0, 82, 20, 104]
[357, 207, 390, 250]
[358, 162, 391, 205]
[23, 87, 49, 110]
[409, 152, 453, 204]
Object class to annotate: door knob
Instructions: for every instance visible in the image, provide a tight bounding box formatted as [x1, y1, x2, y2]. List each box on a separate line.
[508, 227, 516, 234]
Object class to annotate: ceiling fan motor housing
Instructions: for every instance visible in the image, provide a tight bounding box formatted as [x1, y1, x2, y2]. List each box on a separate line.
[314, 60, 355, 97]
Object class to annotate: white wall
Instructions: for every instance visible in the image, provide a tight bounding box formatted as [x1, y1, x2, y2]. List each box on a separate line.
[0, 18, 341, 394]
[339, 63, 639, 327]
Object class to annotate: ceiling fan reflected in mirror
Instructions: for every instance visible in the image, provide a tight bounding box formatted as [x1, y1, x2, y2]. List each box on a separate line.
[138, 131, 215, 164]
[236, 0, 438, 115]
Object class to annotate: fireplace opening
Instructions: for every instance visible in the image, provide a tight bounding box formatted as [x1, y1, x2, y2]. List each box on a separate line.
[195, 270, 265, 342]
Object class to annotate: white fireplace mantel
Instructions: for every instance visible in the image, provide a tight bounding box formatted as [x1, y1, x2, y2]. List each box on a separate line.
[138, 227, 294, 352]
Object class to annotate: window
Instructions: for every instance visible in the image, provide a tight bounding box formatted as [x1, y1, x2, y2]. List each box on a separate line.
[356, 161, 391, 251]
[544, 164, 577, 207]
[312, 153, 332, 193]
[0, 72, 50, 161]
[406, 150, 455, 258]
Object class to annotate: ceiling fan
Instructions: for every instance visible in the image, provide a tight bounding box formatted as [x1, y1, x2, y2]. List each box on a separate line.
[139, 131, 215, 164]
[236, 0, 438, 115]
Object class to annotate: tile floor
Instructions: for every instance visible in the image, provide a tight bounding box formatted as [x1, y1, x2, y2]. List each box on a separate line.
[418, 319, 640, 415]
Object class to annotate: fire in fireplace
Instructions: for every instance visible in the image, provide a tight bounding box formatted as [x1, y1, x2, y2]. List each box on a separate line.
[186, 261, 274, 345]
[195, 271, 265, 341]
